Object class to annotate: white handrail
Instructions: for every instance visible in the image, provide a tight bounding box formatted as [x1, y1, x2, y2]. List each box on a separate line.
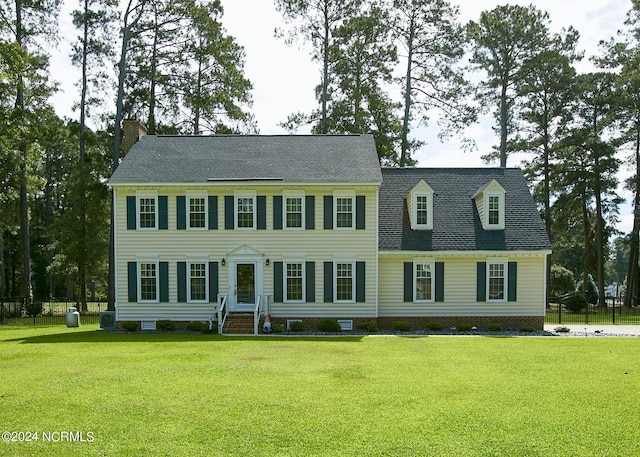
[253, 295, 262, 335]
[217, 294, 228, 335]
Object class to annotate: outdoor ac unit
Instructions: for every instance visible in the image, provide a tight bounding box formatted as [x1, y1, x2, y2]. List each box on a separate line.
[99, 311, 116, 330]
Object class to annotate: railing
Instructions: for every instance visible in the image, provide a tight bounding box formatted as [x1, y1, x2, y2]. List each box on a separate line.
[546, 297, 640, 325]
[217, 294, 228, 335]
[0, 298, 104, 326]
[253, 296, 262, 335]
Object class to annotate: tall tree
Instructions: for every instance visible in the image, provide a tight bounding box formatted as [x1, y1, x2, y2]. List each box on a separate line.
[466, 4, 551, 167]
[275, 0, 361, 134]
[0, 0, 60, 303]
[515, 28, 581, 301]
[71, 0, 118, 309]
[322, 3, 401, 164]
[391, 0, 474, 166]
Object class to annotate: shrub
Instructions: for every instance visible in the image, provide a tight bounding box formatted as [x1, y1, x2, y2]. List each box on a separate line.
[317, 318, 342, 332]
[25, 301, 44, 317]
[457, 322, 473, 332]
[186, 321, 209, 332]
[562, 293, 587, 313]
[356, 321, 379, 332]
[271, 322, 284, 333]
[425, 321, 444, 331]
[549, 264, 575, 297]
[156, 320, 176, 331]
[121, 321, 138, 332]
[392, 320, 411, 332]
[520, 325, 535, 333]
[487, 323, 502, 332]
[575, 274, 598, 305]
[288, 320, 306, 332]
[554, 326, 571, 333]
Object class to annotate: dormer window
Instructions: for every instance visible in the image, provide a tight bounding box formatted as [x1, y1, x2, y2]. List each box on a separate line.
[473, 180, 505, 230]
[406, 180, 434, 230]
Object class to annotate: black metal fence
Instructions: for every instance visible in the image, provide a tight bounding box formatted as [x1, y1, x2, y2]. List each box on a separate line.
[0, 299, 104, 326]
[545, 298, 640, 325]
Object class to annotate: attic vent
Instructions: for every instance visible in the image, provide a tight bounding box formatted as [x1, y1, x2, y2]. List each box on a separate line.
[338, 320, 353, 331]
[141, 321, 156, 331]
[207, 177, 283, 182]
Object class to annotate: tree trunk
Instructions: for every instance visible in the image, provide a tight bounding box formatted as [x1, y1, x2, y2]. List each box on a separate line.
[320, 2, 329, 134]
[499, 80, 508, 168]
[625, 123, 640, 308]
[399, 15, 414, 168]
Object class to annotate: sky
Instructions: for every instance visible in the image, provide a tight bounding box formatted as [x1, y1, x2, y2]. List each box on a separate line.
[49, 0, 633, 230]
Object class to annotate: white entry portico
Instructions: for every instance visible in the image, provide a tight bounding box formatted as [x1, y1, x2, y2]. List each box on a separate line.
[226, 244, 265, 311]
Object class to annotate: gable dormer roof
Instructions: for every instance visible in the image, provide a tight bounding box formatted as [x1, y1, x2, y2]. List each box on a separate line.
[472, 179, 506, 230]
[378, 168, 551, 252]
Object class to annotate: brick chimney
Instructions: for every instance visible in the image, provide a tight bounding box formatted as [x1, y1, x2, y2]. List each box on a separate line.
[122, 120, 148, 156]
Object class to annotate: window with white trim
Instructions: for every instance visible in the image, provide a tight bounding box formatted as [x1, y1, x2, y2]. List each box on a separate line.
[488, 262, 506, 301]
[189, 196, 206, 229]
[415, 262, 434, 302]
[335, 262, 354, 302]
[188, 262, 207, 302]
[334, 192, 355, 229]
[236, 194, 255, 229]
[285, 196, 303, 229]
[139, 262, 158, 302]
[285, 262, 304, 302]
[416, 195, 429, 226]
[488, 195, 501, 226]
[138, 196, 157, 229]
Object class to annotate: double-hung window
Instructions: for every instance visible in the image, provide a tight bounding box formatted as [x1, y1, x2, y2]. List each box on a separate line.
[189, 196, 206, 229]
[488, 262, 506, 301]
[188, 262, 207, 302]
[285, 195, 303, 229]
[488, 195, 501, 226]
[334, 192, 355, 229]
[138, 193, 158, 229]
[415, 262, 433, 302]
[285, 262, 304, 302]
[416, 195, 429, 226]
[335, 262, 354, 302]
[235, 192, 256, 229]
[139, 262, 158, 302]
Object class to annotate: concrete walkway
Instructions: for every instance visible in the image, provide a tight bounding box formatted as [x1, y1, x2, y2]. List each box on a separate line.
[544, 324, 640, 337]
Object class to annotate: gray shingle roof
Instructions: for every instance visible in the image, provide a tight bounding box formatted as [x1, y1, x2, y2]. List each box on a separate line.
[109, 134, 382, 184]
[379, 168, 552, 252]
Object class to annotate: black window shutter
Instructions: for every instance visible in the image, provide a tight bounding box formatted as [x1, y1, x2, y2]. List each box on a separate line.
[306, 261, 315, 302]
[477, 262, 487, 302]
[126, 196, 136, 229]
[324, 196, 333, 229]
[356, 196, 365, 229]
[305, 196, 315, 229]
[508, 262, 517, 302]
[208, 196, 218, 230]
[356, 261, 365, 302]
[274, 262, 283, 303]
[224, 196, 234, 229]
[435, 262, 444, 302]
[176, 196, 186, 230]
[159, 262, 169, 302]
[177, 262, 187, 302]
[209, 262, 218, 302]
[324, 261, 333, 302]
[158, 196, 168, 229]
[273, 196, 283, 230]
[403, 262, 413, 302]
[257, 196, 266, 229]
[127, 262, 137, 302]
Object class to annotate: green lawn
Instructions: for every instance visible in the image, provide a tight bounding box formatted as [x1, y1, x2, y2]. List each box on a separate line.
[1, 326, 638, 456]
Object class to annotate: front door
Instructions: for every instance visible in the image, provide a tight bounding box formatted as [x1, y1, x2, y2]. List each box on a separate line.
[236, 263, 256, 306]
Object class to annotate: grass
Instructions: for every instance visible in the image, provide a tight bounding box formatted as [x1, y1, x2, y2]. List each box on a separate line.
[1, 326, 639, 456]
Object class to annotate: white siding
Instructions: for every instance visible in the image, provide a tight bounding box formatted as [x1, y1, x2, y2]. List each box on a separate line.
[378, 254, 546, 317]
[114, 185, 379, 321]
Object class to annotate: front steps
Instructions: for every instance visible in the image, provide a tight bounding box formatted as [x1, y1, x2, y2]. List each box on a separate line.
[222, 312, 257, 334]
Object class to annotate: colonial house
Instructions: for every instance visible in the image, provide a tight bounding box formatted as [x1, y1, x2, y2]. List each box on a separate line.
[106, 121, 551, 333]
